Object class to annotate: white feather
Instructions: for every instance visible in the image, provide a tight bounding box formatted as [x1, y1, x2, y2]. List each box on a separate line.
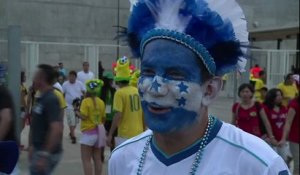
[145, 0, 192, 32]
[204, 0, 248, 43]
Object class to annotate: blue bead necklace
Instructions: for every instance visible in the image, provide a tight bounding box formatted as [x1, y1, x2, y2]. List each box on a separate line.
[137, 116, 214, 175]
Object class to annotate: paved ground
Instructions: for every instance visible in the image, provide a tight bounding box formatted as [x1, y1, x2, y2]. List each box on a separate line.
[17, 94, 293, 174]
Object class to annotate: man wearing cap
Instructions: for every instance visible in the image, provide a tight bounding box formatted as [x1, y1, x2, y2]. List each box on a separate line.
[108, 0, 290, 175]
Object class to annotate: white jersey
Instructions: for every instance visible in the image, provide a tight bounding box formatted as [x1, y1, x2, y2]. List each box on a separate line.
[62, 80, 86, 109]
[109, 117, 290, 175]
[77, 71, 94, 84]
[53, 82, 64, 93]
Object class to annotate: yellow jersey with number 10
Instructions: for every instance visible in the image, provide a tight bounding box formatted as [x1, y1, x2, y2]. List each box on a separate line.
[113, 86, 143, 138]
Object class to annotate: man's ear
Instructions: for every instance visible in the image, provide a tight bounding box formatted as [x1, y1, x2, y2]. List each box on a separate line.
[201, 77, 222, 106]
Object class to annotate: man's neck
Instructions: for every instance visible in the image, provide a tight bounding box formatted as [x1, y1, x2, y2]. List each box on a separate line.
[39, 85, 53, 93]
[153, 109, 209, 156]
[83, 70, 89, 73]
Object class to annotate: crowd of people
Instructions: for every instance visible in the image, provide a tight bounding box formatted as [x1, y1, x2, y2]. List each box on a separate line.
[0, 57, 145, 175]
[232, 65, 299, 174]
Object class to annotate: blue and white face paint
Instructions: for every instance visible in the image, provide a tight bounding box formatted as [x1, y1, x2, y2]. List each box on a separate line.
[140, 39, 206, 133]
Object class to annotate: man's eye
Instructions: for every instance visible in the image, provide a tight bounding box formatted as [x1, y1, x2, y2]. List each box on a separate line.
[167, 71, 185, 80]
[142, 69, 155, 77]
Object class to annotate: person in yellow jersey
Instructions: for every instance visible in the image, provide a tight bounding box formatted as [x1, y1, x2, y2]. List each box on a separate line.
[253, 70, 266, 102]
[75, 79, 106, 175]
[277, 73, 299, 107]
[107, 56, 144, 147]
[129, 69, 140, 87]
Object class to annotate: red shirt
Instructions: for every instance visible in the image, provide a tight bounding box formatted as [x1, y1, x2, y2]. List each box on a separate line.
[263, 105, 287, 140]
[288, 99, 299, 143]
[232, 103, 262, 137]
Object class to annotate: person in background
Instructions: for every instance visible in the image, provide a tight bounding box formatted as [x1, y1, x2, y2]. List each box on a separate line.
[129, 70, 140, 88]
[250, 64, 263, 79]
[0, 85, 19, 175]
[75, 79, 106, 175]
[260, 88, 289, 163]
[221, 74, 228, 91]
[57, 74, 65, 86]
[107, 57, 144, 147]
[277, 73, 299, 107]
[257, 86, 268, 103]
[77, 62, 95, 84]
[232, 84, 274, 142]
[62, 71, 86, 144]
[58, 62, 67, 78]
[279, 95, 300, 174]
[20, 71, 28, 150]
[101, 71, 116, 151]
[29, 64, 63, 175]
[253, 70, 266, 102]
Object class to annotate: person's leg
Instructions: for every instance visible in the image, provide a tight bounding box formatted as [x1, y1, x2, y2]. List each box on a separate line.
[46, 152, 62, 175]
[290, 142, 299, 174]
[67, 109, 77, 143]
[277, 144, 289, 162]
[81, 144, 93, 175]
[92, 147, 103, 175]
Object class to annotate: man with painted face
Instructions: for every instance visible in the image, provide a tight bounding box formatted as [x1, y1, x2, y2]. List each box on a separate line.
[109, 0, 290, 175]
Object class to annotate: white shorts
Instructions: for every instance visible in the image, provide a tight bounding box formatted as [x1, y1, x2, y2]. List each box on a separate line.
[80, 133, 99, 147]
[80, 125, 106, 148]
[66, 108, 79, 126]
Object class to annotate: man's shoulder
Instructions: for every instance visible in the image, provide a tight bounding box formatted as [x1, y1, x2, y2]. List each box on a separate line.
[110, 130, 152, 158]
[216, 123, 279, 166]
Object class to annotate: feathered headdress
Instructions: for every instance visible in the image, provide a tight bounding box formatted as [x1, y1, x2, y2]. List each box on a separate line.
[126, 0, 248, 76]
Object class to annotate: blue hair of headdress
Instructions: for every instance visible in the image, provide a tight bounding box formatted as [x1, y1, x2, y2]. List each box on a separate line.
[127, 0, 244, 76]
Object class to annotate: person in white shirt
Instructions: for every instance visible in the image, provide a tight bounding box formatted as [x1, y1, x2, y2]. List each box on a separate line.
[108, 0, 290, 175]
[62, 71, 86, 144]
[77, 62, 95, 84]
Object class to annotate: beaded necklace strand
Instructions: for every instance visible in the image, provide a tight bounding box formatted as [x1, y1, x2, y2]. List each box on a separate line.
[137, 116, 214, 175]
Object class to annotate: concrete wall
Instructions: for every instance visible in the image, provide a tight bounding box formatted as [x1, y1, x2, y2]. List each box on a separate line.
[237, 0, 299, 31]
[0, 0, 299, 75]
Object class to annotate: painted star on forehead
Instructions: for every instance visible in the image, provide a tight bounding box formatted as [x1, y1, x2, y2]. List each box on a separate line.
[177, 82, 189, 93]
[176, 97, 186, 107]
[150, 79, 161, 92]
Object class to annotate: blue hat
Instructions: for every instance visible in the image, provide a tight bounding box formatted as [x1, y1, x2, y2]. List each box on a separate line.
[0, 141, 19, 174]
[126, 0, 249, 76]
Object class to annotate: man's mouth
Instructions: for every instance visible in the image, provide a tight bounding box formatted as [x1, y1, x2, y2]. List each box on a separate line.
[148, 103, 171, 114]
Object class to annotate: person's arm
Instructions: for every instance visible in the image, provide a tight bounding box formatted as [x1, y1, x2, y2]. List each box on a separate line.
[44, 121, 63, 152]
[259, 108, 277, 145]
[279, 107, 296, 146]
[42, 96, 63, 154]
[231, 113, 237, 125]
[231, 103, 237, 125]
[107, 112, 122, 146]
[0, 109, 12, 140]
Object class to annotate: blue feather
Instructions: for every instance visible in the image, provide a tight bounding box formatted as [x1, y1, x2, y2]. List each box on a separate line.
[128, 0, 245, 75]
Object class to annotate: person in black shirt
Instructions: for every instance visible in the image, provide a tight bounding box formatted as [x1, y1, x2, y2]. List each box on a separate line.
[0, 85, 16, 142]
[29, 64, 63, 175]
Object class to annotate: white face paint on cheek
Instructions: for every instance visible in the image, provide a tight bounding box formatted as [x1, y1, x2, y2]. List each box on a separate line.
[139, 75, 203, 113]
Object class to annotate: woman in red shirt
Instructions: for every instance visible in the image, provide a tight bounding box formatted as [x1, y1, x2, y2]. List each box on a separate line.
[279, 96, 299, 174]
[232, 84, 274, 141]
[261, 88, 289, 162]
